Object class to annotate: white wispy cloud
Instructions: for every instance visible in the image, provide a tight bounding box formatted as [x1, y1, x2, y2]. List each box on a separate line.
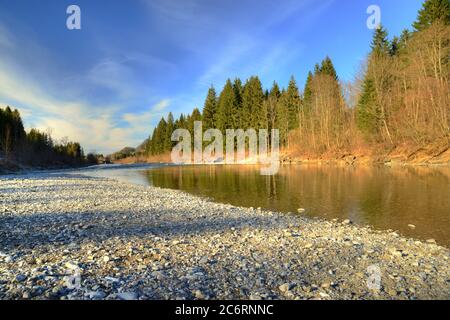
[151, 99, 170, 112]
[192, 0, 333, 88]
[0, 55, 165, 154]
[121, 99, 171, 137]
[0, 19, 169, 154]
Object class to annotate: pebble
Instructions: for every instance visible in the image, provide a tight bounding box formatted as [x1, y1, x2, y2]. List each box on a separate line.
[279, 283, 293, 293]
[194, 290, 205, 300]
[304, 243, 313, 249]
[117, 292, 137, 300]
[249, 293, 261, 300]
[15, 274, 27, 282]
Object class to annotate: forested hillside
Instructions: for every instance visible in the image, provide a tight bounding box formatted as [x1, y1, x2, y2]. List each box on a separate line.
[0, 106, 97, 171]
[144, 0, 449, 163]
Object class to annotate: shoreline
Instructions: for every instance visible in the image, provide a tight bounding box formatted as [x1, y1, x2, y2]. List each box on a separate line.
[0, 173, 449, 300]
[112, 152, 450, 168]
[112, 141, 450, 168]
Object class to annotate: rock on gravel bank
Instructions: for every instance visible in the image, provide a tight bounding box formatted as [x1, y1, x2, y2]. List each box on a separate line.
[0, 173, 449, 300]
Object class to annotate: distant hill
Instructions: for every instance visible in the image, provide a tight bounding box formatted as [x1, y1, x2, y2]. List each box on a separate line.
[135, 138, 148, 154]
[109, 147, 136, 161]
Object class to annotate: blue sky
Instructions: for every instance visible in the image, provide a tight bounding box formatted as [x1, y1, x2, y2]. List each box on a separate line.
[0, 0, 423, 153]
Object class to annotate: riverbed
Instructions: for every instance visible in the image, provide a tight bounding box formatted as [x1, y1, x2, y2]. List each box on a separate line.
[0, 172, 448, 300]
[81, 164, 450, 246]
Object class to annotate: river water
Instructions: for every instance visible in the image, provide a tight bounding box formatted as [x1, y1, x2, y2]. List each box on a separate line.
[81, 164, 450, 246]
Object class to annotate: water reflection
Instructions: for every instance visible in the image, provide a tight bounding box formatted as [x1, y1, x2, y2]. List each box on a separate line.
[143, 165, 450, 246]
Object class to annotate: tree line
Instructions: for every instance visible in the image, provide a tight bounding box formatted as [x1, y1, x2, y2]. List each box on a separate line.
[145, 0, 449, 159]
[0, 106, 99, 167]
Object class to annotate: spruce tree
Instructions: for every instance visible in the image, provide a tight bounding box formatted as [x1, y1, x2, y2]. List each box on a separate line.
[233, 78, 243, 128]
[285, 76, 301, 131]
[267, 81, 281, 133]
[413, 0, 450, 31]
[188, 108, 202, 150]
[153, 118, 167, 154]
[190, 108, 202, 124]
[370, 25, 390, 56]
[319, 56, 338, 80]
[269, 82, 281, 100]
[242, 76, 266, 130]
[164, 112, 174, 151]
[399, 29, 412, 48]
[314, 63, 321, 74]
[216, 79, 236, 132]
[187, 108, 202, 134]
[356, 27, 390, 137]
[389, 30, 411, 56]
[1, 107, 14, 154]
[178, 114, 186, 129]
[202, 87, 217, 130]
[356, 78, 379, 136]
[275, 90, 289, 147]
[303, 71, 314, 106]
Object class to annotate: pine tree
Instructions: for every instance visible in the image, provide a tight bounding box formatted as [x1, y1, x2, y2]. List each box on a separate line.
[355, 27, 391, 138]
[267, 81, 281, 133]
[275, 90, 289, 147]
[177, 114, 187, 129]
[202, 87, 217, 130]
[269, 82, 281, 100]
[233, 78, 243, 128]
[164, 112, 174, 151]
[303, 71, 314, 106]
[284, 76, 301, 130]
[413, 0, 450, 31]
[242, 76, 266, 130]
[319, 56, 338, 80]
[399, 29, 412, 48]
[370, 25, 390, 56]
[314, 63, 321, 74]
[301, 71, 315, 131]
[0, 107, 14, 154]
[153, 118, 167, 154]
[356, 78, 379, 136]
[216, 79, 236, 132]
[189, 108, 202, 133]
[148, 129, 156, 155]
[389, 29, 412, 56]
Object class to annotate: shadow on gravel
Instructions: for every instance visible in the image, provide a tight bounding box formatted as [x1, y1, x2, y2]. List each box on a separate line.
[0, 209, 288, 251]
[0, 173, 293, 252]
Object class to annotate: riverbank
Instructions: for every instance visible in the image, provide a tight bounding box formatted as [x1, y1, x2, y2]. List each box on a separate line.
[282, 142, 450, 167]
[0, 173, 449, 300]
[0, 158, 97, 175]
[112, 143, 450, 167]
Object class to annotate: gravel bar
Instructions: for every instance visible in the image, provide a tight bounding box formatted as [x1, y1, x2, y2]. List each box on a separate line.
[0, 173, 449, 300]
